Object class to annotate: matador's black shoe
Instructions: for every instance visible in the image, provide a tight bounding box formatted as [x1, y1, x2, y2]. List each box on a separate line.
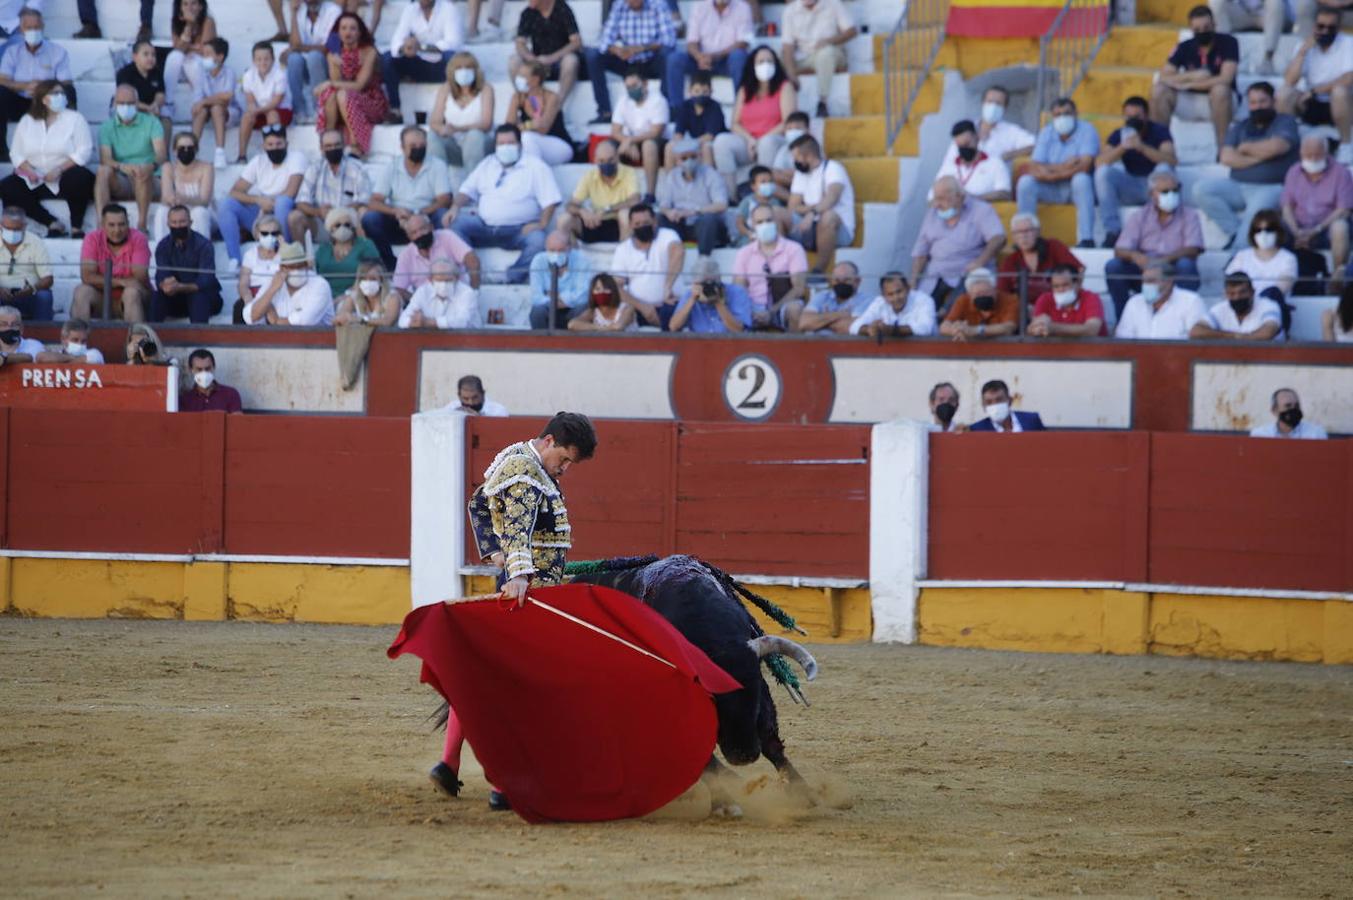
[428, 763, 462, 797]
[488, 790, 512, 812]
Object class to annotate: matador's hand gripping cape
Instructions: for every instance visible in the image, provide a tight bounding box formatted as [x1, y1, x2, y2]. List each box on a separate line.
[467, 441, 572, 584]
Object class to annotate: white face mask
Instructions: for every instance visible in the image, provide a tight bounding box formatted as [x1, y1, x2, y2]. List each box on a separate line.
[287, 272, 308, 288]
[985, 401, 1011, 423]
[453, 67, 476, 87]
[65, 341, 87, 355]
[755, 221, 778, 244]
[358, 278, 381, 297]
[330, 224, 354, 241]
[23, 29, 42, 46]
[495, 143, 520, 166]
[432, 281, 451, 298]
[1255, 230, 1278, 250]
[754, 62, 776, 83]
[116, 103, 138, 122]
[1140, 282, 1161, 303]
[783, 128, 805, 145]
[47, 92, 67, 112]
[545, 250, 568, 267]
[980, 102, 1004, 124]
[1052, 114, 1076, 136]
[514, 75, 530, 93]
[1, 227, 23, 245]
[1301, 157, 1328, 175]
[1052, 288, 1078, 308]
[258, 234, 279, 250]
[1156, 189, 1180, 213]
[193, 370, 215, 390]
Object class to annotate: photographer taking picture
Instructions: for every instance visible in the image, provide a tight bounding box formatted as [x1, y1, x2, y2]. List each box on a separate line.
[124, 323, 176, 367]
[668, 258, 751, 333]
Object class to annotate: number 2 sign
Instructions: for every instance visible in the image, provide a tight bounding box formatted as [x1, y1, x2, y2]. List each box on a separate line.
[721, 355, 782, 421]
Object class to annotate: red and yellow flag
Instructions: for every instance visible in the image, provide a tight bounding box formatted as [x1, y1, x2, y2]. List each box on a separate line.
[947, 0, 1106, 38]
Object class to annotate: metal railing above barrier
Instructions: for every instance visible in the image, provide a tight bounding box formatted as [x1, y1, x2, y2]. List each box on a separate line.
[883, 0, 952, 152]
[1036, 0, 1112, 121]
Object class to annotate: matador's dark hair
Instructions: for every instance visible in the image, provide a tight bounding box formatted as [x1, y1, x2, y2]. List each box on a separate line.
[542, 412, 597, 460]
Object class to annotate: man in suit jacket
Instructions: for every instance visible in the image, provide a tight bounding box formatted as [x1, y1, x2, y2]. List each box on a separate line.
[969, 378, 1047, 432]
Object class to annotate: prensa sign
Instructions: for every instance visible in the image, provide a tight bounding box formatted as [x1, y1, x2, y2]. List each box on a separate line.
[1, 364, 178, 411]
[21, 367, 104, 389]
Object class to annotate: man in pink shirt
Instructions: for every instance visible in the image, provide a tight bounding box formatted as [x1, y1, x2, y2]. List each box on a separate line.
[733, 203, 808, 329]
[1280, 134, 1353, 286]
[664, 0, 753, 103]
[69, 204, 152, 322]
[393, 214, 482, 296]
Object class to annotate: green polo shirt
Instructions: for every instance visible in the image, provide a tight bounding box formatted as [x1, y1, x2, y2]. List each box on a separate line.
[98, 112, 163, 165]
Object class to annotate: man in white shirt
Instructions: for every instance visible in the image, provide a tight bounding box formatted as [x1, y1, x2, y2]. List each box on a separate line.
[1114, 259, 1208, 340]
[1278, 6, 1353, 159]
[445, 125, 561, 284]
[398, 258, 481, 329]
[612, 202, 685, 328]
[957, 86, 1036, 166]
[382, 0, 466, 122]
[934, 120, 1012, 202]
[292, 128, 373, 245]
[285, 0, 342, 122]
[611, 67, 670, 200]
[37, 317, 105, 365]
[446, 374, 509, 416]
[1249, 387, 1329, 438]
[220, 125, 306, 270]
[787, 134, 854, 271]
[243, 241, 334, 326]
[848, 272, 937, 337]
[927, 381, 966, 433]
[0, 303, 44, 363]
[780, 0, 856, 119]
[0, 207, 52, 320]
[1190, 271, 1284, 341]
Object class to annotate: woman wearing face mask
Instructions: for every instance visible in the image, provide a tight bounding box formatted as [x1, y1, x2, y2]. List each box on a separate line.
[163, 0, 218, 121]
[0, 81, 95, 238]
[336, 260, 400, 326]
[1225, 209, 1297, 302]
[234, 214, 285, 323]
[430, 53, 495, 172]
[315, 206, 380, 295]
[568, 273, 637, 331]
[314, 12, 387, 158]
[153, 132, 215, 244]
[507, 60, 574, 167]
[712, 46, 797, 195]
[116, 40, 172, 139]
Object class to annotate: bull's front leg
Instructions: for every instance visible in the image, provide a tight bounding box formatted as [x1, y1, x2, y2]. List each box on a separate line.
[760, 734, 815, 804]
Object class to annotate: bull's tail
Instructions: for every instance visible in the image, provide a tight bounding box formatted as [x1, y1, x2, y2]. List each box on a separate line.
[428, 700, 450, 731]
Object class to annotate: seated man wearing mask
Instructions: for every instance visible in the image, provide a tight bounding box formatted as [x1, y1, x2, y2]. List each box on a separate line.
[242, 241, 335, 326]
[668, 257, 751, 333]
[181, 349, 243, 413]
[37, 318, 105, 364]
[938, 267, 1018, 341]
[1105, 169, 1203, 318]
[1189, 270, 1283, 340]
[529, 229, 593, 330]
[1027, 263, 1107, 338]
[0, 303, 44, 363]
[927, 381, 966, 433]
[970, 378, 1046, 432]
[794, 260, 869, 334]
[848, 271, 937, 338]
[398, 258, 481, 329]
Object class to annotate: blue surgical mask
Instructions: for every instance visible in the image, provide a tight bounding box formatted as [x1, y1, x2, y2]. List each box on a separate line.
[1140, 282, 1160, 303]
[936, 206, 957, 221]
[545, 251, 568, 267]
[1052, 114, 1076, 136]
[47, 92, 67, 112]
[116, 103, 138, 122]
[496, 143, 520, 166]
[756, 181, 775, 198]
[23, 29, 42, 47]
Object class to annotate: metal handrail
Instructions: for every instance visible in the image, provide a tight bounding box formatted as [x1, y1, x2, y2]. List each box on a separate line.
[883, 0, 952, 152]
[1035, 0, 1112, 121]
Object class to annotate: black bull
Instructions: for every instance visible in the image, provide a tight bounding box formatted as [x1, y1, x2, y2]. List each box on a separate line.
[570, 555, 818, 780]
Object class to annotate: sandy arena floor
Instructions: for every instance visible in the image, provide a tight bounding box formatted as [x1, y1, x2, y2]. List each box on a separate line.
[1, 618, 1350, 898]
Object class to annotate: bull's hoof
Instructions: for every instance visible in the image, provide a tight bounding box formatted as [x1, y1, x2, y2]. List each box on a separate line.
[428, 762, 462, 798]
[488, 790, 512, 811]
[712, 802, 744, 818]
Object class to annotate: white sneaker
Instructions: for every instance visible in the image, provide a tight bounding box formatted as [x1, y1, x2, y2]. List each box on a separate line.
[470, 23, 503, 42]
[214, 147, 227, 168]
[226, 258, 240, 275]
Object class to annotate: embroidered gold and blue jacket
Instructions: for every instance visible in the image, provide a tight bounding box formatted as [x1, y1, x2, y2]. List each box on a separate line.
[467, 440, 572, 583]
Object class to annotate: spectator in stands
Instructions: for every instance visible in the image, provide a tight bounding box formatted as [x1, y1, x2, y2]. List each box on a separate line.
[315, 207, 380, 296]
[1095, 95, 1177, 247]
[1209, 0, 1288, 76]
[1190, 270, 1284, 340]
[795, 261, 868, 333]
[336, 259, 402, 325]
[612, 203, 684, 326]
[71, 205, 151, 323]
[430, 52, 495, 172]
[848, 272, 938, 338]
[927, 381, 964, 433]
[124, 322, 174, 366]
[221, 125, 305, 272]
[669, 257, 751, 332]
[117, 40, 170, 136]
[394, 214, 480, 293]
[292, 129, 373, 245]
[1027, 263, 1107, 338]
[0, 303, 43, 362]
[569, 272, 639, 330]
[666, 0, 752, 104]
[967, 86, 1035, 164]
[286, 0, 344, 122]
[1150, 5, 1238, 147]
[191, 38, 240, 168]
[713, 47, 796, 195]
[769, 110, 810, 195]
[154, 132, 214, 244]
[585, 0, 677, 123]
[611, 65, 670, 195]
[1016, 96, 1098, 248]
[934, 120, 1011, 203]
[1279, 6, 1353, 162]
[74, 0, 154, 42]
[1226, 208, 1297, 301]
[0, 9, 73, 164]
[910, 176, 1006, 309]
[381, 0, 465, 124]
[363, 126, 454, 270]
[562, 139, 641, 242]
[96, 85, 166, 238]
[1105, 169, 1203, 317]
[237, 41, 293, 163]
[1323, 281, 1353, 341]
[447, 374, 509, 415]
[780, 0, 856, 119]
[0, 208, 51, 320]
[1281, 134, 1353, 288]
[787, 134, 854, 272]
[669, 71, 727, 172]
[152, 204, 222, 324]
[731, 165, 789, 245]
[970, 379, 1046, 432]
[656, 137, 729, 257]
[1250, 387, 1328, 438]
[509, 60, 574, 166]
[1114, 259, 1208, 340]
[996, 212, 1082, 306]
[162, 0, 219, 125]
[0, 81, 94, 239]
[1193, 81, 1299, 246]
[243, 241, 335, 325]
[529, 229, 593, 329]
[511, 0, 583, 104]
[398, 258, 480, 329]
[939, 268, 1018, 341]
[182, 348, 243, 413]
[36, 319, 105, 364]
[733, 202, 807, 329]
[236, 214, 283, 323]
[318, 13, 388, 159]
[445, 125, 561, 284]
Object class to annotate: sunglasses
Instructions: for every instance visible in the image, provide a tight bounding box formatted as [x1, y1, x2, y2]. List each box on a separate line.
[258, 230, 282, 237]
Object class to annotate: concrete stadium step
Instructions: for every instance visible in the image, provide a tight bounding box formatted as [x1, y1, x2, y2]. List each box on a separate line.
[931, 37, 1041, 79]
[1073, 67, 1156, 117]
[839, 157, 900, 203]
[1094, 25, 1181, 69]
[1136, 0, 1200, 25]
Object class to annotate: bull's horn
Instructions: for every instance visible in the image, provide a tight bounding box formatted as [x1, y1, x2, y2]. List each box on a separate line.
[747, 635, 818, 681]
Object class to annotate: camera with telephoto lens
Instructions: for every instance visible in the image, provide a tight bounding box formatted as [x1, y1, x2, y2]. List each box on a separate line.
[700, 280, 721, 301]
[139, 339, 157, 358]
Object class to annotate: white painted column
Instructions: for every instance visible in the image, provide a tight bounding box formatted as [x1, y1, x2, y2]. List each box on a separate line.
[410, 410, 467, 608]
[868, 420, 930, 643]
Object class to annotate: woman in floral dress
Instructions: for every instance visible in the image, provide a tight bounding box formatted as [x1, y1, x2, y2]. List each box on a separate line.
[315, 12, 387, 158]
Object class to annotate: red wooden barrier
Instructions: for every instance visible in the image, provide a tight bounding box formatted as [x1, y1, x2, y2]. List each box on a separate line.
[0, 364, 176, 411]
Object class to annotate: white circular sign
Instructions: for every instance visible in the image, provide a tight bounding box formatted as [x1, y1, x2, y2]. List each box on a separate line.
[722, 355, 782, 421]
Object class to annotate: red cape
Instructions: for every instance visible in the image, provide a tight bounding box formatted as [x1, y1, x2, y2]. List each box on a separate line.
[388, 583, 743, 823]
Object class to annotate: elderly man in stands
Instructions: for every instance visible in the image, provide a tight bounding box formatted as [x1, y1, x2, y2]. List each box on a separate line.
[848, 272, 937, 338]
[1150, 5, 1239, 147]
[0, 8, 73, 163]
[1027, 263, 1106, 338]
[37, 318, 105, 364]
[971, 379, 1046, 432]
[562, 139, 641, 243]
[152, 204, 222, 324]
[1250, 387, 1328, 438]
[927, 381, 964, 433]
[181, 349, 243, 413]
[1114, 259, 1208, 340]
[0, 304, 43, 363]
[795, 260, 869, 334]
[220, 125, 304, 273]
[935, 120, 1011, 202]
[0, 207, 51, 321]
[511, 0, 584, 104]
[1192, 81, 1299, 242]
[291, 129, 373, 246]
[1281, 134, 1353, 288]
[996, 211, 1082, 307]
[1095, 96, 1177, 247]
[733, 203, 808, 330]
[1105, 169, 1203, 318]
[364, 126, 453, 271]
[665, 0, 752, 105]
[780, 0, 856, 119]
[656, 137, 728, 258]
[939, 267, 1018, 341]
[393, 214, 480, 295]
[529, 229, 594, 329]
[398, 258, 481, 329]
[1279, 6, 1353, 163]
[95, 84, 165, 238]
[585, 0, 677, 122]
[669, 257, 751, 333]
[444, 125, 560, 284]
[910, 175, 1005, 310]
[1016, 96, 1099, 249]
[1190, 271, 1284, 340]
[242, 242, 335, 326]
[788, 134, 854, 272]
[612, 203, 685, 327]
[382, 0, 466, 124]
[71, 204, 151, 323]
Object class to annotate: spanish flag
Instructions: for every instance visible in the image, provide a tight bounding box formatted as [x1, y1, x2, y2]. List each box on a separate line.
[947, 0, 1107, 38]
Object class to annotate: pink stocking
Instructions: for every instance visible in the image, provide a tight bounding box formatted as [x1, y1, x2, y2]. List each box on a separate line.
[441, 704, 465, 769]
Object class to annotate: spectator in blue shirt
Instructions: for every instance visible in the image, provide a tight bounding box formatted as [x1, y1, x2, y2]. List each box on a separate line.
[151, 204, 223, 323]
[668, 71, 725, 169]
[529, 229, 594, 329]
[585, 0, 677, 122]
[1015, 96, 1100, 248]
[0, 8, 74, 163]
[1094, 95, 1178, 247]
[668, 257, 750, 332]
[794, 261, 869, 333]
